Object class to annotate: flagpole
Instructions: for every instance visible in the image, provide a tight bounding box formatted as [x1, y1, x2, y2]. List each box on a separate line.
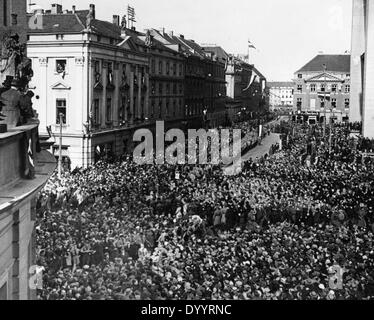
[247, 40, 250, 64]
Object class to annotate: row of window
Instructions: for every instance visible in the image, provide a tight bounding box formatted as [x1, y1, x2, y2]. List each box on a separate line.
[150, 59, 184, 76]
[297, 84, 350, 93]
[296, 98, 350, 109]
[150, 81, 183, 96]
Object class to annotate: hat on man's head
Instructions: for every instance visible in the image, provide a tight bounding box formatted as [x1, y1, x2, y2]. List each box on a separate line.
[2, 76, 13, 88]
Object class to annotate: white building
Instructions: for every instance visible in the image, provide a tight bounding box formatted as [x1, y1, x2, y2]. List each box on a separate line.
[268, 82, 294, 109]
[350, 0, 374, 137]
[27, 4, 150, 169]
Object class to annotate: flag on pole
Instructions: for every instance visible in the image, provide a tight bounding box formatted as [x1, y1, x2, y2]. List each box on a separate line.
[248, 39, 256, 49]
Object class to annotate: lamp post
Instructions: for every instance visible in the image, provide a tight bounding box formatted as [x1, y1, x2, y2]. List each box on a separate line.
[58, 113, 63, 179]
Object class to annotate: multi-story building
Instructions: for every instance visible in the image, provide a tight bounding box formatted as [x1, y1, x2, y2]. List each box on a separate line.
[27, 4, 150, 168]
[149, 30, 228, 128]
[350, 0, 374, 138]
[293, 54, 351, 123]
[126, 28, 187, 131]
[268, 82, 294, 109]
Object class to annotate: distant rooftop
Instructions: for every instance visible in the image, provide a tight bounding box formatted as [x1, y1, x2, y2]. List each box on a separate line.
[268, 81, 294, 88]
[297, 54, 351, 73]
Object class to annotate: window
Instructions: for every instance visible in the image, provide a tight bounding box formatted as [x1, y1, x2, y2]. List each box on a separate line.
[320, 98, 325, 109]
[297, 98, 302, 109]
[331, 98, 337, 109]
[158, 101, 162, 118]
[56, 59, 67, 74]
[94, 60, 101, 74]
[310, 84, 316, 92]
[345, 85, 350, 93]
[166, 62, 170, 75]
[159, 83, 163, 95]
[173, 83, 177, 95]
[298, 74, 302, 79]
[297, 85, 302, 93]
[166, 83, 170, 95]
[106, 98, 112, 122]
[93, 99, 100, 124]
[331, 84, 337, 92]
[166, 101, 169, 116]
[107, 62, 113, 84]
[56, 99, 67, 124]
[97, 35, 102, 42]
[151, 82, 155, 95]
[173, 63, 177, 75]
[151, 100, 155, 118]
[320, 84, 326, 92]
[151, 59, 155, 74]
[159, 61, 163, 74]
[179, 64, 183, 76]
[345, 98, 350, 109]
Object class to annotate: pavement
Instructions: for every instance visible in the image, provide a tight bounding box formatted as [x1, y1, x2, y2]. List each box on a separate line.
[223, 133, 281, 176]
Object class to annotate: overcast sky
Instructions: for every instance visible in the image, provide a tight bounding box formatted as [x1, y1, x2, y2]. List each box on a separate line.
[33, 0, 353, 81]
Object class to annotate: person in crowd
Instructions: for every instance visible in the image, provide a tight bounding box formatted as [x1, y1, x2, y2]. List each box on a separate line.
[35, 119, 374, 300]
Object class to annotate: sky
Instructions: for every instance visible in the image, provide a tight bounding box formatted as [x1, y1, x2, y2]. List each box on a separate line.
[32, 0, 353, 81]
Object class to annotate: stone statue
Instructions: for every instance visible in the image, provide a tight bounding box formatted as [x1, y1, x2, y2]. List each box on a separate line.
[86, 12, 94, 29]
[145, 30, 153, 47]
[121, 15, 127, 30]
[0, 34, 35, 128]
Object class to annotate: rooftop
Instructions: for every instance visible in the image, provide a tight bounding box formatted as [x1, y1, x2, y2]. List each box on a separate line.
[296, 54, 351, 73]
[268, 81, 294, 88]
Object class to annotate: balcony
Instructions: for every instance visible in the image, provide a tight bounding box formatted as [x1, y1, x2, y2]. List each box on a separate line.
[0, 119, 56, 211]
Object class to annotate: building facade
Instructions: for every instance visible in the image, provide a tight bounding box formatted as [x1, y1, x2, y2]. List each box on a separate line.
[149, 30, 227, 128]
[268, 82, 294, 109]
[0, 0, 28, 85]
[293, 54, 351, 123]
[350, 0, 374, 138]
[27, 4, 151, 168]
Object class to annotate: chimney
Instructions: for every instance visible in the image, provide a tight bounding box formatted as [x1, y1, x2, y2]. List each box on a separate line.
[51, 3, 63, 14]
[179, 34, 184, 39]
[72, 5, 76, 14]
[159, 27, 165, 34]
[11, 13, 17, 25]
[168, 30, 174, 37]
[131, 26, 136, 31]
[89, 4, 95, 19]
[113, 15, 120, 26]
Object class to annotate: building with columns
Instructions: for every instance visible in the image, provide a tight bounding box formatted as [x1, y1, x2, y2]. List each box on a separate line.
[27, 4, 150, 168]
[350, 0, 374, 138]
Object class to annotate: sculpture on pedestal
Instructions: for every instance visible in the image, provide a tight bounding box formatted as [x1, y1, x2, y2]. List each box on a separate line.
[0, 33, 35, 128]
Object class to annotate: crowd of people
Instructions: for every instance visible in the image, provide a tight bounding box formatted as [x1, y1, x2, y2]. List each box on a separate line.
[35, 119, 374, 300]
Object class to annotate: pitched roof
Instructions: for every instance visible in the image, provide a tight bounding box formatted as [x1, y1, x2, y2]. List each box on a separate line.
[27, 10, 122, 39]
[297, 54, 351, 73]
[268, 81, 294, 88]
[27, 12, 86, 34]
[202, 46, 229, 62]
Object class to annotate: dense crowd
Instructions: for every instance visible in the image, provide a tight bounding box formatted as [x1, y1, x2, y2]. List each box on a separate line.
[35, 119, 374, 300]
